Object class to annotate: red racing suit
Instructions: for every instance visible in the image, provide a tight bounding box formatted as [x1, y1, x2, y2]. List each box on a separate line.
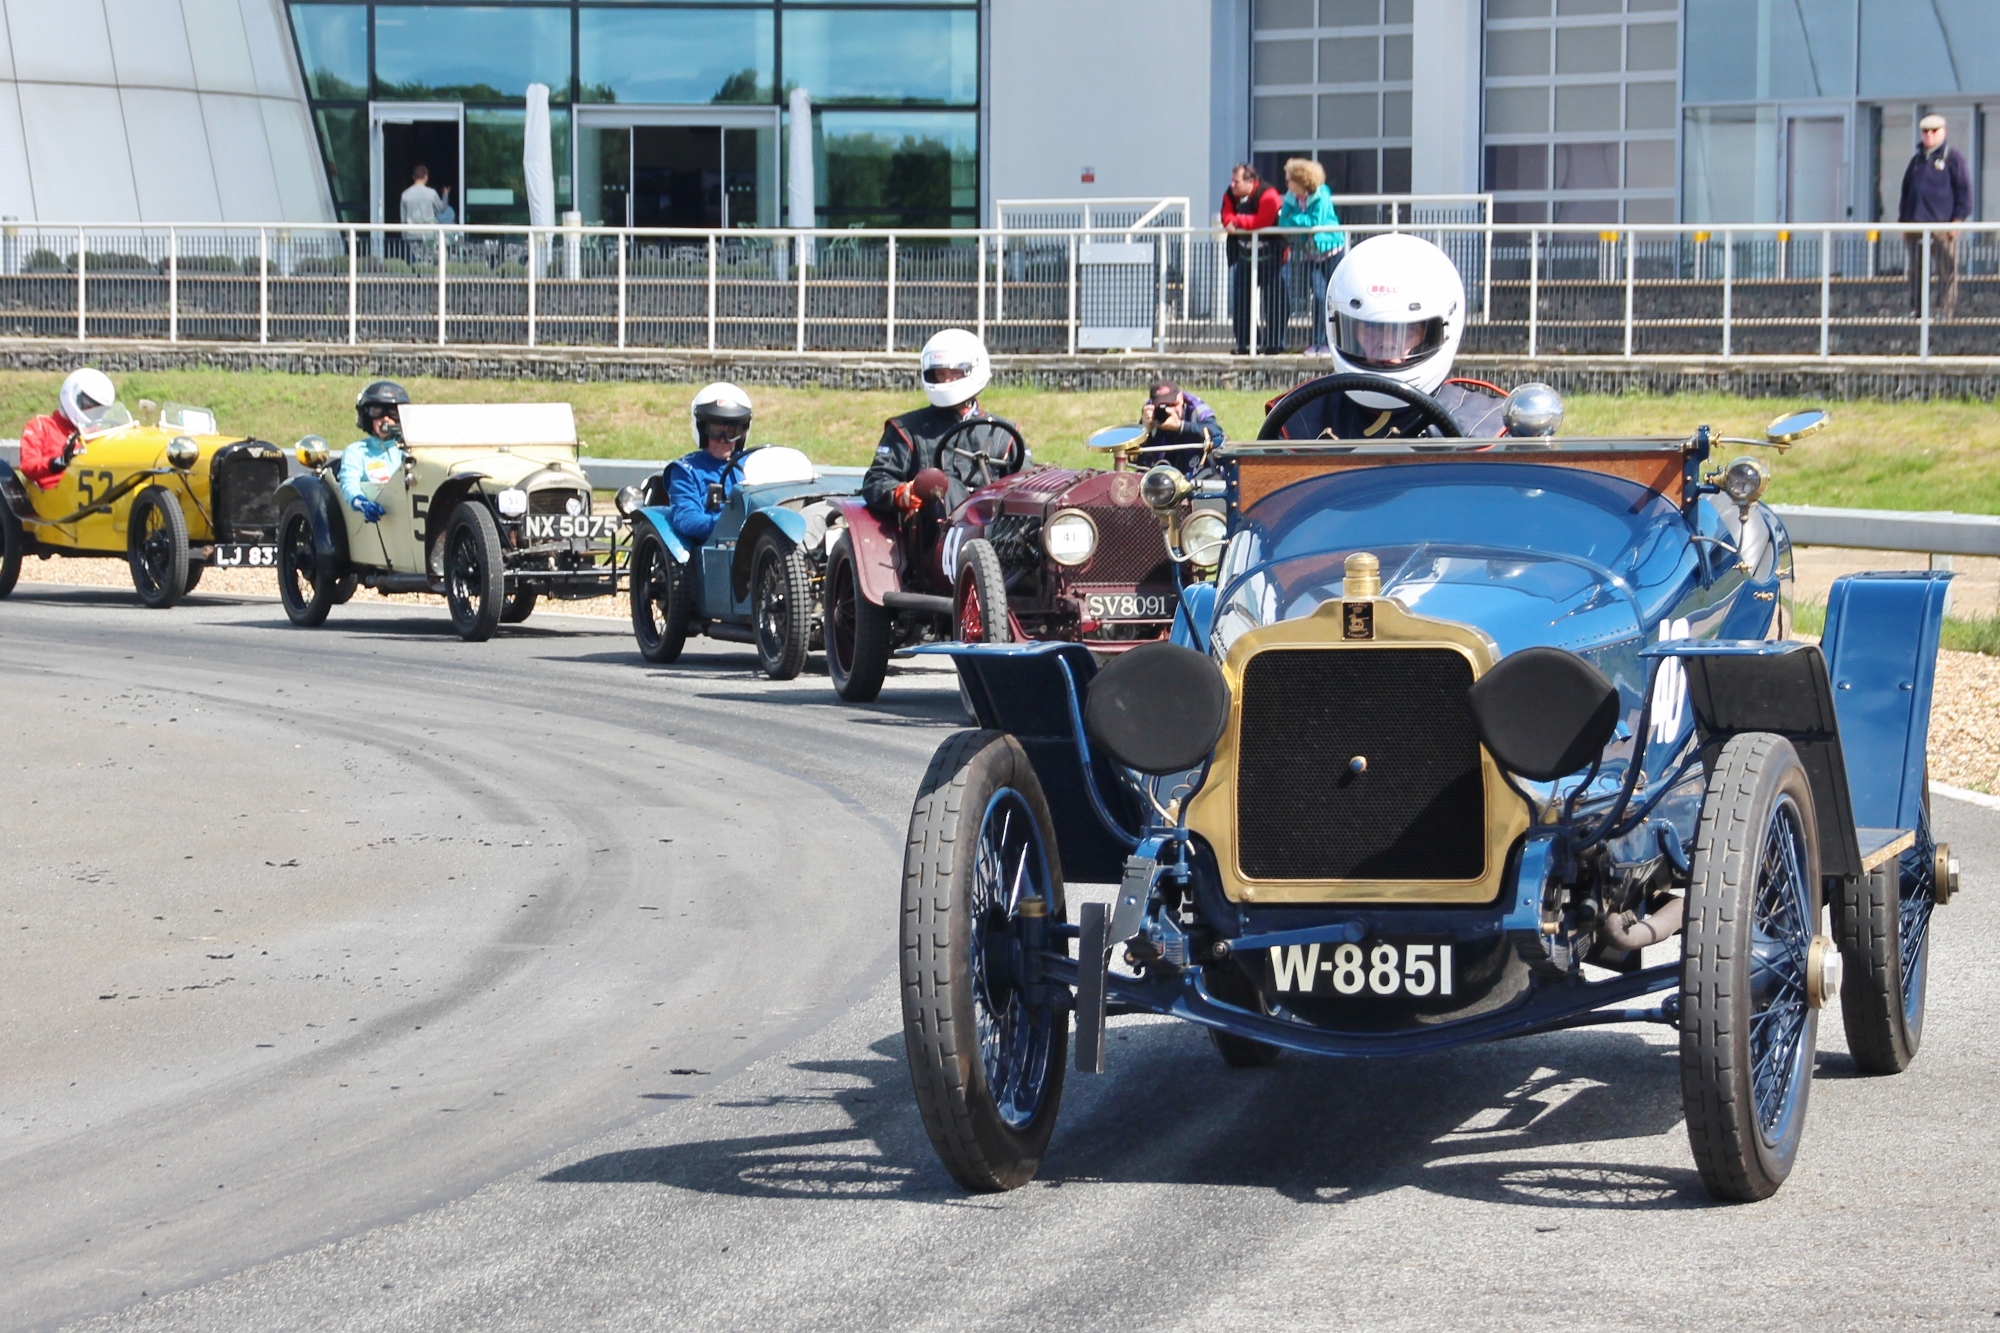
[18, 410, 78, 489]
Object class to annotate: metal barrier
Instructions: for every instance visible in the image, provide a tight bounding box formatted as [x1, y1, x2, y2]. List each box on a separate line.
[0, 217, 1992, 359]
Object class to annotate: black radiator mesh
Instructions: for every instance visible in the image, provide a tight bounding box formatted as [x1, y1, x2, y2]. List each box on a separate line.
[1236, 647, 1485, 881]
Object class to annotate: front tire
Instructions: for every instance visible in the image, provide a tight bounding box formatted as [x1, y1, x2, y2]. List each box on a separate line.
[825, 533, 892, 703]
[128, 487, 190, 608]
[902, 730, 1069, 1192]
[631, 530, 693, 664]
[1681, 733, 1822, 1203]
[0, 501, 22, 598]
[277, 500, 334, 627]
[442, 502, 505, 641]
[751, 533, 811, 680]
[954, 537, 1012, 644]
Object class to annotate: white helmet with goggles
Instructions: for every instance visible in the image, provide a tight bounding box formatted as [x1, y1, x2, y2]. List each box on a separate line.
[1327, 234, 1466, 410]
[918, 328, 991, 409]
[690, 381, 753, 450]
[59, 367, 124, 437]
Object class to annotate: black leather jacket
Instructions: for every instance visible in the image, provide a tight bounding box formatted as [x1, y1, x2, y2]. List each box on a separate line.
[861, 404, 1023, 517]
[1273, 379, 1507, 441]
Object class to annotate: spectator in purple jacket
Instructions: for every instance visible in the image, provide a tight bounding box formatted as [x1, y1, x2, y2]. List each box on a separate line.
[1899, 114, 1973, 320]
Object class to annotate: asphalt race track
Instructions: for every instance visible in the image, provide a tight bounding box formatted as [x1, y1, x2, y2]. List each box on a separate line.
[6, 582, 2000, 1331]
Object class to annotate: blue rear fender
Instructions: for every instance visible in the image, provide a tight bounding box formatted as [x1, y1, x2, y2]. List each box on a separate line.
[1171, 582, 1217, 648]
[632, 507, 691, 565]
[1820, 571, 1953, 832]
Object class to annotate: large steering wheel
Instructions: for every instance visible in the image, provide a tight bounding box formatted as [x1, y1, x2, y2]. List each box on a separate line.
[1258, 372, 1466, 441]
[934, 416, 1028, 492]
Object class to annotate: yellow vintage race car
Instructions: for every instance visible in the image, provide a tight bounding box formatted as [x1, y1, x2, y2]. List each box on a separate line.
[0, 402, 288, 606]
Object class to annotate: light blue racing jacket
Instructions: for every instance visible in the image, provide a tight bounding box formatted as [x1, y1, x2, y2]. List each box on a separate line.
[338, 436, 404, 511]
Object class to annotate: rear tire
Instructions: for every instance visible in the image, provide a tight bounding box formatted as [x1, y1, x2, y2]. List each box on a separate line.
[443, 502, 505, 641]
[751, 533, 811, 680]
[1833, 781, 1933, 1075]
[501, 586, 539, 624]
[276, 500, 334, 627]
[954, 537, 1012, 644]
[182, 560, 204, 594]
[1681, 733, 1821, 1203]
[902, 729, 1068, 1192]
[631, 530, 693, 664]
[826, 533, 892, 703]
[0, 501, 22, 598]
[128, 487, 190, 608]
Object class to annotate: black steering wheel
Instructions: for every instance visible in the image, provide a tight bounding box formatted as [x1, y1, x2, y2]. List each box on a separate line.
[1258, 372, 1466, 441]
[934, 416, 1028, 491]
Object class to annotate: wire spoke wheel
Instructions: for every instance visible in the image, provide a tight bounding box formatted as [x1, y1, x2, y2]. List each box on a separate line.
[276, 501, 334, 626]
[751, 534, 810, 680]
[901, 730, 1067, 1191]
[1833, 776, 1936, 1074]
[1747, 800, 1814, 1143]
[629, 532, 690, 663]
[442, 503, 504, 641]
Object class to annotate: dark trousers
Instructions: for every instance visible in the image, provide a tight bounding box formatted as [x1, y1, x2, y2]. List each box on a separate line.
[1904, 231, 1960, 319]
[1288, 249, 1341, 350]
[1230, 250, 1287, 353]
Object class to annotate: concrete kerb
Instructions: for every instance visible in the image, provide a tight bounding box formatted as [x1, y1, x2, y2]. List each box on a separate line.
[9, 338, 2000, 400]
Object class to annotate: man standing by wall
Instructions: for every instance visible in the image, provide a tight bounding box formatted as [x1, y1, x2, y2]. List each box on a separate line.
[1221, 164, 1285, 355]
[1899, 114, 1972, 321]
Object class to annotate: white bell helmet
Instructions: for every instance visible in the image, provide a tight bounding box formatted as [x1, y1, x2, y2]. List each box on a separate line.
[1327, 234, 1466, 411]
[689, 381, 753, 450]
[918, 328, 991, 409]
[59, 367, 121, 435]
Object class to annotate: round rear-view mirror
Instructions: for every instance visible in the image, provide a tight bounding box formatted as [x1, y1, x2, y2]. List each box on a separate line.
[1765, 408, 1827, 445]
[1087, 425, 1147, 452]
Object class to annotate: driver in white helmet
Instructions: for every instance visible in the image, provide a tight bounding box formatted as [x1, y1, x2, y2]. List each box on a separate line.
[1272, 234, 1507, 441]
[664, 382, 754, 546]
[18, 368, 126, 490]
[861, 329, 1023, 524]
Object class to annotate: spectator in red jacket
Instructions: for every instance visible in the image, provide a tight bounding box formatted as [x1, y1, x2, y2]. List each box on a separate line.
[18, 368, 121, 490]
[1221, 164, 1287, 355]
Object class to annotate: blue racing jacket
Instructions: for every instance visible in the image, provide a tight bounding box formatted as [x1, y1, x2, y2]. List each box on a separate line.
[338, 436, 404, 510]
[664, 447, 741, 544]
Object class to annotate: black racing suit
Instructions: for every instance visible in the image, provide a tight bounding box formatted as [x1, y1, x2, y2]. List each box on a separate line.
[861, 404, 1024, 518]
[1274, 379, 1507, 441]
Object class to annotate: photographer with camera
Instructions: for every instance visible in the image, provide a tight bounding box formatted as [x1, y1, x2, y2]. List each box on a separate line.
[1135, 379, 1225, 475]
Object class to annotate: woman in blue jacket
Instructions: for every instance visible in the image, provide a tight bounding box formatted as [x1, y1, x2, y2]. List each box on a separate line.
[1278, 158, 1346, 356]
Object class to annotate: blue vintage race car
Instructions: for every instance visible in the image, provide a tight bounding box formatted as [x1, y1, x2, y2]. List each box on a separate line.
[624, 447, 863, 679]
[900, 373, 1956, 1203]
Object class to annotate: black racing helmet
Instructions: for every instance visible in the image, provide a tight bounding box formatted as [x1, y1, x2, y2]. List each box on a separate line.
[356, 379, 410, 434]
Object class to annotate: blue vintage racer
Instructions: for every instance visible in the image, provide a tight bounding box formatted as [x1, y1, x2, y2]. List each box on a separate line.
[899, 374, 1957, 1203]
[624, 447, 862, 679]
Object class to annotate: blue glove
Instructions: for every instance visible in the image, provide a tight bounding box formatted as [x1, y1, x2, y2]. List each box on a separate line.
[352, 497, 386, 523]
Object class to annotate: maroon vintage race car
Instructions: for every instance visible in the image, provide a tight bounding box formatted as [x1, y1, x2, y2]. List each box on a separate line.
[819, 422, 1225, 703]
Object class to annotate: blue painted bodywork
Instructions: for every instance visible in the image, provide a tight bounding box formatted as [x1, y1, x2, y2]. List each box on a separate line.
[926, 430, 1947, 1060]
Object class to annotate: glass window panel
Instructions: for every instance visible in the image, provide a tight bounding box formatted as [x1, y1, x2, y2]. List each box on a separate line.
[1555, 83, 1620, 132]
[1984, 109, 2000, 220]
[374, 7, 570, 101]
[1383, 34, 1412, 80]
[1495, 201, 1548, 223]
[1320, 0, 1377, 24]
[1318, 92, 1377, 137]
[1254, 0, 1314, 30]
[1558, 0, 1620, 11]
[1554, 142, 1619, 189]
[314, 106, 367, 212]
[1625, 198, 1676, 222]
[782, 10, 976, 105]
[1553, 198, 1618, 223]
[1862, 0, 2000, 97]
[1487, 28, 1549, 77]
[1383, 91, 1410, 136]
[1691, 0, 1856, 101]
[724, 124, 776, 227]
[814, 109, 975, 226]
[1874, 104, 1913, 220]
[1486, 0, 1549, 15]
[1383, 0, 1411, 23]
[1554, 25, 1620, 74]
[461, 106, 567, 222]
[1318, 146, 1377, 192]
[1683, 104, 1779, 223]
[580, 9, 773, 105]
[1626, 139, 1675, 188]
[1626, 81, 1676, 131]
[1629, 0, 1676, 10]
[1256, 39, 1315, 84]
[1255, 95, 1314, 140]
[1382, 145, 1410, 190]
[290, 4, 366, 100]
[1318, 36, 1378, 82]
[1626, 22, 1678, 73]
[1485, 143, 1549, 190]
[1487, 87, 1548, 134]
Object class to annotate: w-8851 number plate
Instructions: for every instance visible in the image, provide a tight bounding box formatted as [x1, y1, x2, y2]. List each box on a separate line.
[1265, 940, 1455, 998]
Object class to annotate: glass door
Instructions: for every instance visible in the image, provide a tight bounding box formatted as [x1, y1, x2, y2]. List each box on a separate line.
[574, 108, 778, 230]
[370, 103, 464, 228]
[1784, 115, 1847, 224]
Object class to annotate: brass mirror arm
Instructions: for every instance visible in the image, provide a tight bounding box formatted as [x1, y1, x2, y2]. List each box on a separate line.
[1713, 436, 1793, 453]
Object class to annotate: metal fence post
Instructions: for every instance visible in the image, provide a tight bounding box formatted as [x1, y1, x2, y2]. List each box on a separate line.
[616, 232, 627, 349]
[795, 233, 807, 353]
[885, 234, 897, 354]
[976, 232, 987, 341]
[1482, 213, 1493, 323]
[1066, 233, 1078, 356]
[1722, 230, 1733, 358]
[1920, 226, 1932, 360]
[258, 228, 270, 344]
[347, 227, 358, 346]
[1248, 236, 1259, 357]
[436, 225, 447, 346]
[994, 231, 1005, 324]
[1155, 232, 1167, 352]
[1820, 228, 1832, 357]
[76, 226, 85, 342]
[526, 228, 537, 348]
[706, 234, 718, 352]
[168, 228, 178, 344]
[1527, 228, 1538, 359]
[1623, 228, 1634, 358]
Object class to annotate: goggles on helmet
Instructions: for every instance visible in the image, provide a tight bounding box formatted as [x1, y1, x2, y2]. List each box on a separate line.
[1333, 314, 1447, 371]
[701, 419, 748, 444]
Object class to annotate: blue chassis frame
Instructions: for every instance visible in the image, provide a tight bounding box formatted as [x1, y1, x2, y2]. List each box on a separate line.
[923, 566, 1951, 1061]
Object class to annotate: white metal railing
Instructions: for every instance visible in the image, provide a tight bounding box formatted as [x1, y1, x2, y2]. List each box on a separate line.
[0, 218, 1993, 359]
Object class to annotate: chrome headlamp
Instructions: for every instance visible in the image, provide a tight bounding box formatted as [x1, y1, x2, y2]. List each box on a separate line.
[1140, 464, 1191, 512]
[165, 435, 199, 470]
[1180, 510, 1228, 567]
[496, 488, 529, 518]
[294, 435, 329, 468]
[614, 484, 643, 516]
[1501, 382, 1564, 438]
[1043, 510, 1097, 567]
[1721, 455, 1769, 507]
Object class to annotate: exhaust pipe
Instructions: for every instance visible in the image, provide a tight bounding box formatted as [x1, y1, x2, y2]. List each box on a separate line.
[1599, 894, 1685, 951]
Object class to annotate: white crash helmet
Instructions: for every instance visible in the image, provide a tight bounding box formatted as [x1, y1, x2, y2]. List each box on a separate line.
[59, 367, 122, 436]
[1327, 234, 1466, 410]
[689, 381, 753, 450]
[919, 328, 991, 409]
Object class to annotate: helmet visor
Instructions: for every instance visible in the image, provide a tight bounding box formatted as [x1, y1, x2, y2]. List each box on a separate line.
[921, 364, 972, 384]
[74, 399, 134, 438]
[1333, 314, 1447, 371]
